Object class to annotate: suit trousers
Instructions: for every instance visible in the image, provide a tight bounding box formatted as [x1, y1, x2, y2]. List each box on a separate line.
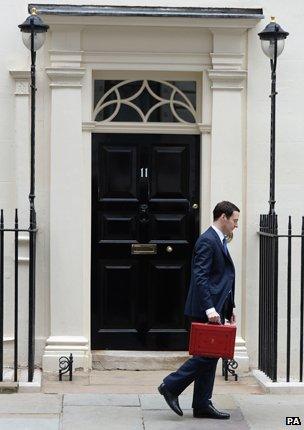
[163, 305, 231, 410]
[163, 354, 218, 409]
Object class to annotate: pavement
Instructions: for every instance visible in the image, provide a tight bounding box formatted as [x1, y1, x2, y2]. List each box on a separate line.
[0, 371, 303, 429]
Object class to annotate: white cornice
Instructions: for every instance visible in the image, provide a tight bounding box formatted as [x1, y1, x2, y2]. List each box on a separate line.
[42, 16, 262, 30]
[46, 67, 86, 88]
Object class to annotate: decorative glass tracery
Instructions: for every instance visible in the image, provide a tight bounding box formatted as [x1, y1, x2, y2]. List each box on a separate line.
[93, 80, 197, 124]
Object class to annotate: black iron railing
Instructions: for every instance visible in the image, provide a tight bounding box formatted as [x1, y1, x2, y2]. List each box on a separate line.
[258, 214, 304, 382]
[0, 209, 37, 382]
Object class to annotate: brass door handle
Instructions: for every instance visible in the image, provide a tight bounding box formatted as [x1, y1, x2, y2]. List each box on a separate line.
[166, 246, 173, 253]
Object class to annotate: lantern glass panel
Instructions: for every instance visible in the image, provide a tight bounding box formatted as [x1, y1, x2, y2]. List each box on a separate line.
[22, 31, 46, 51]
[261, 38, 285, 59]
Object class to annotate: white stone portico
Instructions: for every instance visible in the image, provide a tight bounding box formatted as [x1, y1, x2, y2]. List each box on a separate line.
[10, 5, 263, 373]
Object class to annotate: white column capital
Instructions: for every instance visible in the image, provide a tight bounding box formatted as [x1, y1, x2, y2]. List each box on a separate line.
[208, 27, 246, 92]
[46, 67, 86, 88]
[49, 50, 84, 68]
[209, 27, 247, 55]
[210, 53, 244, 71]
[197, 123, 211, 134]
[9, 70, 31, 95]
[208, 69, 246, 91]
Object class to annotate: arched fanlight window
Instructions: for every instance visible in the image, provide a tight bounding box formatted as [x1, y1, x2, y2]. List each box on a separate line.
[93, 79, 197, 124]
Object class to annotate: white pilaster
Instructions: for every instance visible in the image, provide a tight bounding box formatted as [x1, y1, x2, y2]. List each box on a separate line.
[9, 70, 30, 225]
[208, 29, 249, 372]
[199, 70, 212, 232]
[9, 70, 31, 365]
[42, 66, 91, 371]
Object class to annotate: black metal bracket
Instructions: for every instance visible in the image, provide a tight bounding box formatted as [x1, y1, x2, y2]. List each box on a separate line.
[59, 353, 73, 381]
[222, 358, 238, 381]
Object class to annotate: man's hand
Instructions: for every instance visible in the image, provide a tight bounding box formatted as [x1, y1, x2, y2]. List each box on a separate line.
[229, 313, 236, 325]
[207, 310, 221, 324]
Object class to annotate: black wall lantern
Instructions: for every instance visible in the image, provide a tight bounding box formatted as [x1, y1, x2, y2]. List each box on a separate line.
[18, 7, 48, 382]
[19, 8, 49, 51]
[258, 17, 289, 214]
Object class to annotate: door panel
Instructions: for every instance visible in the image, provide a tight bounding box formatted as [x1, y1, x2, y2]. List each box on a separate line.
[100, 146, 138, 199]
[150, 213, 187, 240]
[99, 261, 138, 328]
[91, 134, 200, 350]
[148, 261, 187, 328]
[99, 213, 136, 241]
[150, 146, 189, 198]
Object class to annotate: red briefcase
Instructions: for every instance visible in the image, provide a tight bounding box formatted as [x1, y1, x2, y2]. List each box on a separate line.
[189, 323, 236, 359]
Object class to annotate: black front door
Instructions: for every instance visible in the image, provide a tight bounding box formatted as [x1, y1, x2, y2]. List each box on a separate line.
[91, 133, 200, 350]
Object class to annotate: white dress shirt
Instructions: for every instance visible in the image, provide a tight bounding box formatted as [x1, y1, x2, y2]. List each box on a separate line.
[205, 225, 226, 317]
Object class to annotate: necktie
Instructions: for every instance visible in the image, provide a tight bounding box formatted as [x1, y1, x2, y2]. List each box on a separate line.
[222, 237, 228, 255]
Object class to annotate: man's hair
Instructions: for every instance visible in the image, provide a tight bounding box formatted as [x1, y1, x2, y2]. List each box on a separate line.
[213, 201, 240, 221]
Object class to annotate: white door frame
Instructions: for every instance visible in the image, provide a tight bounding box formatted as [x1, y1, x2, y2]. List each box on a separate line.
[36, 11, 260, 372]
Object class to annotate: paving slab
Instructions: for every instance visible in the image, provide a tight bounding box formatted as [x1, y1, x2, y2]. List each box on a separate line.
[44, 382, 164, 394]
[234, 394, 304, 430]
[62, 405, 143, 430]
[140, 394, 192, 410]
[19, 369, 42, 393]
[63, 393, 140, 406]
[0, 394, 62, 414]
[214, 383, 263, 394]
[90, 370, 168, 385]
[142, 409, 249, 430]
[0, 414, 59, 430]
[139, 393, 237, 410]
[43, 371, 263, 395]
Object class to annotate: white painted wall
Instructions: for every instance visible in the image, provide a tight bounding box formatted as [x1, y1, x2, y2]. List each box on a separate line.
[1, 0, 51, 365]
[246, 2, 304, 379]
[0, 0, 303, 379]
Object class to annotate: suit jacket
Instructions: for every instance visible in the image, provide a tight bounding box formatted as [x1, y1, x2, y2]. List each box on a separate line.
[184, 226, 235, 320]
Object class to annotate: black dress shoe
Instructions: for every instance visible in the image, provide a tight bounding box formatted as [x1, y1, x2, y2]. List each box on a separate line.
[158, 383, 183, 416]
[193, 402, 230, 419]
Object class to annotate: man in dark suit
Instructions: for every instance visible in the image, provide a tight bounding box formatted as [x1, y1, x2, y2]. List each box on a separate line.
[158, 201, 240, 420]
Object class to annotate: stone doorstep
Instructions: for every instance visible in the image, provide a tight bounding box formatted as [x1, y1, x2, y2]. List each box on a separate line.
[253, 369, 304, 393]
[92, 350, 250, 375]
[0, 369, 41, 393]
[92, 350, 189, 371]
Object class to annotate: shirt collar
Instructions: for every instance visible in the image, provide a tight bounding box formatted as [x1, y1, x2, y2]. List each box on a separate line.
[211, 224, 225, 243]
